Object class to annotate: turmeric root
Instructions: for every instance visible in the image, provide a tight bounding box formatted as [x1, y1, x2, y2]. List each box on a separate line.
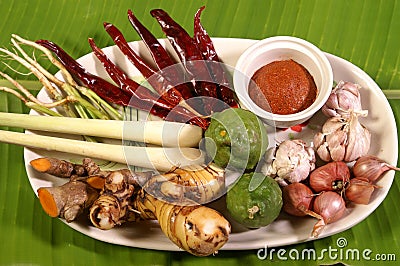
[80, 175, 106, 190]
[134, 189, 231, 256]
[30, 157, 101, 178]
[37, 181, 99, 222]
[30, 157, 86, 178]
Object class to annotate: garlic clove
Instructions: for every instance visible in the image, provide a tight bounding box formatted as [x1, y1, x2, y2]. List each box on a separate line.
[326, 131, 347, 161]
[340, 81, 362, 97]
[316, 142, 332, 162]
[322, 117, 345, 134]
[344, 114, 371, 162]
[313, 132, 325, 148]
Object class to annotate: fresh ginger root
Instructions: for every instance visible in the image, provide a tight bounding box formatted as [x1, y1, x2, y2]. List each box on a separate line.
[143, 163, 225, 204]
[89, 169, 152, 229]
[134, 189, 231, 256]
[37, 181, 99, 222]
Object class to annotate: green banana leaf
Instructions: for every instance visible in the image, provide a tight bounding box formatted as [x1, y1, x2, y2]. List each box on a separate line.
[1, 0, 400, 265]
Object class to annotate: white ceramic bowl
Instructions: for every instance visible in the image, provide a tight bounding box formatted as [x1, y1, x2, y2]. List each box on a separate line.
[233, 36, 333, 128]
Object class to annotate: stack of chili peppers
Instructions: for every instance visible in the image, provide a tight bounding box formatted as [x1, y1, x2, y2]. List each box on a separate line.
[36, 6, 239, 129]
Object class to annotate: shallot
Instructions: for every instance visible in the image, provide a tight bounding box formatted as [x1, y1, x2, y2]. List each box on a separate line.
[282, 182, 314, 217]
[345, 177, 378, 204]
[311, 191, 346, 237]
[353, 155, 400, 183]
[309, 161, 350, 193]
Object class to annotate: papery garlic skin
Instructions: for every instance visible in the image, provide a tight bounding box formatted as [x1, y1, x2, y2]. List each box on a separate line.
[313, 113, 371, 162]
[322, 81, 367, 117]
[261, 139, 316, 186]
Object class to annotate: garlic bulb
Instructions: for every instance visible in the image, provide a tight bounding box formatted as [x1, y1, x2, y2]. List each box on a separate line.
[313, 112, 371, 162]
[322, 81, 367, 117]
[260, 139, 316, 186]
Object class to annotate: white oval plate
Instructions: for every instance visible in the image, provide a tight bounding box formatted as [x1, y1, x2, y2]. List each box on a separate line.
[24, 38, 398, 251]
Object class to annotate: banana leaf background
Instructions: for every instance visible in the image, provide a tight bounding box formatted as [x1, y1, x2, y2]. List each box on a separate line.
[0, 0, 399, 265]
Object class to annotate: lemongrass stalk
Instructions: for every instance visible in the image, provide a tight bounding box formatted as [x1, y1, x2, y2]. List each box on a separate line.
[76, 86, 123, 120]
[0, 130, 204, 171]
[0, 112, 203, 147]
[25, 102, 64, 117]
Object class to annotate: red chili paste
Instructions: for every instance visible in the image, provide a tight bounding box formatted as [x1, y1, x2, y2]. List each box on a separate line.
[248, 59, 317, 115]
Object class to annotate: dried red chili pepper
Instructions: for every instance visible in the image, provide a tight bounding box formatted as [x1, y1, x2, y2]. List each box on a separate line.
[36, 39, 209, 128]
[127, 9, 195, 101]
[150, 9, 219, 100]
[128, 9, 175, 70]
[103, 22, 184, 107]
[88, 38, 173, 110]
[193, 6, 238, 108]
[36, 39, 132, 106]
[89, 38, 209, 129]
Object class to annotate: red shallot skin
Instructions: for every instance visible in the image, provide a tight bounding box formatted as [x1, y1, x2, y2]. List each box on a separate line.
[353, 155, 400, 183]
[309, 161, 350, 193]
[311, 191, 346, 237]
[345, 177, 376, 205]
[282, 183, 314, 217]
[313, 191, 346, 224]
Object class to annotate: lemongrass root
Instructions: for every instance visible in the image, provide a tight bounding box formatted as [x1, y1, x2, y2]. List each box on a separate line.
[12, 34, 122, 120]
[12, 34, 78, 87]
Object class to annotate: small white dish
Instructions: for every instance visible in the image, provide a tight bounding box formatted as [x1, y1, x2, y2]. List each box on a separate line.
[233, 36, 334, 128]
